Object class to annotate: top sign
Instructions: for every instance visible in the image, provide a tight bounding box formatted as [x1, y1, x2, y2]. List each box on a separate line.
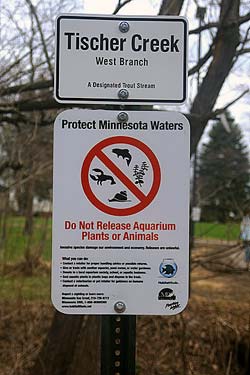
[55, 15, 188, 105]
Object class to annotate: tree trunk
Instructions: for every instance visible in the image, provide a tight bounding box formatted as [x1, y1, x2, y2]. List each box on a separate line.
[68, 316, 101, 375]
[23, 176, 34, 235]
[0, 191, 9, 258]
[190, 0, 240, 154]
[30, 312, 100, 375]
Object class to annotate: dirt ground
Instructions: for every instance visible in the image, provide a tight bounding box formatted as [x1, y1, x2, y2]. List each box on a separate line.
[0, 246, 250, 375]
[136, 266, 250, 375]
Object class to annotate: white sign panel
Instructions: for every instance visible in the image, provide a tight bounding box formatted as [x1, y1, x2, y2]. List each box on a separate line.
[55, 15, 188, 105]
[52, 109, 190, 315]
[192, 207, 201, 222]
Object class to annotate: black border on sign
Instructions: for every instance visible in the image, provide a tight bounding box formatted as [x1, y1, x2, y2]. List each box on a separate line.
[55, 15, 187, 104]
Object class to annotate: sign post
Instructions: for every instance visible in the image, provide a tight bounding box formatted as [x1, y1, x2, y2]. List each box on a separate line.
[53, 14, 189, 375]
[101, 315, 136, 375]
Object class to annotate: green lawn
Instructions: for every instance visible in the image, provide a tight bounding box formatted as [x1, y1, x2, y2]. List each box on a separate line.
[0, 216, 51, 302]
[194, 221, 240, 241]
[0, 274, 51, 301]
[0, 216, 52, 263]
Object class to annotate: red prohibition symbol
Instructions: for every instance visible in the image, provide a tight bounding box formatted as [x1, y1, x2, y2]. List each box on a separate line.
[81, 136, 161, 216]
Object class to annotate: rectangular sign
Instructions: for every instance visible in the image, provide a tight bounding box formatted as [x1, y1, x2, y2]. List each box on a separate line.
[52, 110, 190, 315]
[55, 15, 188, 105]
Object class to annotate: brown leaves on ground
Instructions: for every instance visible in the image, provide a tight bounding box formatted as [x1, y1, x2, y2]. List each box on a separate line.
[0, 301, 53, 375]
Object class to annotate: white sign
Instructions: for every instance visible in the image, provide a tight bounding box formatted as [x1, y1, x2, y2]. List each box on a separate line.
[52, 109, 190, 315]
[192, 207, 201, 222]
[55, 15, 188, 105]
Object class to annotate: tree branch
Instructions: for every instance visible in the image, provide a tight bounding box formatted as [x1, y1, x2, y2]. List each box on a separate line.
[188, 44, 213, 76]
[25, 0, 54, 80]
[207, 89, 249, 120]
[190, 22, 218, 35]
[0, 160, 23, 175]
[113, 0, 132, 14]
[158, 0, 184, 15]
[236, 48, 250, 56]
[0, 79, 53, 96]
[190, 12, 250, 35]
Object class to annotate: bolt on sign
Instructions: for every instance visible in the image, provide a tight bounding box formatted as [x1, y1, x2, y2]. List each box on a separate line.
[54, 15, 188, 105]
[52, 110, 190, 315]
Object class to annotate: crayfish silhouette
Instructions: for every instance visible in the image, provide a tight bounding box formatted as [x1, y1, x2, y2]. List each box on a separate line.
[90, 169, 116, 186]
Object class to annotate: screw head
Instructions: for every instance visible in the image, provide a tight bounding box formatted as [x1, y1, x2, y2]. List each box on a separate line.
[118, 89, 129, 100]
[114, 301, 126, 313]
[117, 112, 129, 123]
[119, 21, 130, 33]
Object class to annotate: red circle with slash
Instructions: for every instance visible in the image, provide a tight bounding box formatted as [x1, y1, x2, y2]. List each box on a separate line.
[81, 136, 161, 216]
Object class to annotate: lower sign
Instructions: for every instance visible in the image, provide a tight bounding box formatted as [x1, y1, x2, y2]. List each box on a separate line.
[52, 110, 190, 315]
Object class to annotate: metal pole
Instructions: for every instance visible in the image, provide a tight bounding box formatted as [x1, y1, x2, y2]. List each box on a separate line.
[101, 315, 136, 375]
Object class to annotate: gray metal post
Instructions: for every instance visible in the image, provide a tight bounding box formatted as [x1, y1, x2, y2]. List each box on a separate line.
[101, 315, 136, 375]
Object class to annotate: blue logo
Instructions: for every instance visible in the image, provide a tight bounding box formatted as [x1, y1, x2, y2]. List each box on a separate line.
[159, 259, 177, 278]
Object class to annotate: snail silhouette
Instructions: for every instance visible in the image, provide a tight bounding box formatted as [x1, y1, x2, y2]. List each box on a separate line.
[108, 191, 131, 202]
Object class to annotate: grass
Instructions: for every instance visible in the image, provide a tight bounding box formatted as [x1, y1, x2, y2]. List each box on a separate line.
[0, 274, 51, 302]
[0, 216, 52, 302]
[0, 215, 52, 263]
[194, 221, 240, 241]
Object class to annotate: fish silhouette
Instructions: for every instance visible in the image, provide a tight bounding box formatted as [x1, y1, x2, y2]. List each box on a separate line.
[161, 265, 175, 275]
[112, 148, 132, 166]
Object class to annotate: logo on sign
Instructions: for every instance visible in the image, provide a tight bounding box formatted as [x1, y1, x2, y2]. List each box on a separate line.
[158, 288, 176, 301]
[159, 259, 178, 278]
